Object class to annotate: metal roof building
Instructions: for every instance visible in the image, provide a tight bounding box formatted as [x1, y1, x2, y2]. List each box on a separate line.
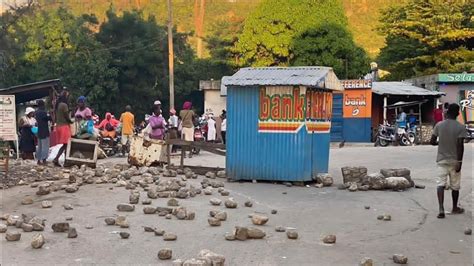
[372, 82, 445, 96]
[225, 67, 342, 182]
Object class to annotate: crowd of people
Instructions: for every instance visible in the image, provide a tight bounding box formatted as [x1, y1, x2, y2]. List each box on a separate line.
[17, 90, 227, 165]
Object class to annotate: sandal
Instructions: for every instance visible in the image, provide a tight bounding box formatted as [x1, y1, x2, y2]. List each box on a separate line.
[452, 207, 465, 214]
[437, 213, 445, 219]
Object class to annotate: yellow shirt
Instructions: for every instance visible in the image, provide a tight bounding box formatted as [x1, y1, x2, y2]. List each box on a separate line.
[120, 112, 135, 135]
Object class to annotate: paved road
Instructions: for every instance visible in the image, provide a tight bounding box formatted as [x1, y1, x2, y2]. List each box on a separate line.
[1, 144, 472, 265]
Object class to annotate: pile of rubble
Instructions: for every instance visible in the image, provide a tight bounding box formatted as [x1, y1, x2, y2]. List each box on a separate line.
[0, 160, 67, 189]
[338, 167, 417, 192]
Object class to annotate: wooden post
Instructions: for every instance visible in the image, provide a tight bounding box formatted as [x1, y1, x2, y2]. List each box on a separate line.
[166, 135, 171, 166]
[383, 96, 387, 123]
[167, 0, 175, 109]
[180, 146, 185, 168]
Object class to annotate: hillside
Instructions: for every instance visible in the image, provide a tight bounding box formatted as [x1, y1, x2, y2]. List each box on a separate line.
[38, 0, 401, 58]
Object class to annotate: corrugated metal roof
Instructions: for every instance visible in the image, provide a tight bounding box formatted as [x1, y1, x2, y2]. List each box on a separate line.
[223, 67, 342, 91]
[372, 82, 445, 96]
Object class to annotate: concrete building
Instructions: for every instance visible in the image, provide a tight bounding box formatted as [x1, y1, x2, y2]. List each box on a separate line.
[199, 80, 226, 115]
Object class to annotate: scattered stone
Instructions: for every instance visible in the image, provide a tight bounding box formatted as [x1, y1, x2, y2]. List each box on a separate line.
[205, 172, 217, 179]
[143, 207, 157, 214]
[105, 218, 116, 225]
[32, 223, 44, 231]
[183, 258, 208, 265]
[41, 200, 52, 208]
[208, 218, 221, 226]
[31, 233, 45, 249]
[220, 190, 230, 196]
[225, 232, 236, 241]
[358, 185, 369, 191]
[385, 177, 411, 190]
[216, 171, 226, 178]
[6, 231, 21, 241]
[198, 249, 225, 266]
[224, 198, 238, 209]
[415, 184, 426, 189]
[115, 216, 129, 228]
[65, 216, 73, 221]
[251, 214, 269, 225]
[247, 227, 266, 239]
[173, 259, 184, 266]
[377, 215, 384, 220]
[163, 233, 177, 241]
[22, 223, 33, 232]
[142, 199, 152, 205]
[381, 168, 414, 187]
[158, 248, 173, 260]
[464, 228, 472, 235]
[154, 229, 165, 236]
[348, 183, 358, 192]
[315, 173, 333, 186]
[203, 188, 213, 195]
[271, 209, 277, 214]
[367, 173, 386, 190]
[383, 214, 392, 221]
[364, 206, 370, 210]
[147, 190, 158, 199]
[283, 182, 292, 187]
[337, 184, 346, 190]
[144, 226, 155, 232]
[120, 232, 130, 239]
[315, 183, 324, 188]
[209, 210, 218, 217]
[392, 254, 408, 264]
[282, 192, 287, 194]
[244, 201, 253, 207]
[117, 204, 135, 212]
[322, 234, 336, 244]
[166, 214, 172, 219]
[85, 225, 93, 229]
[234, 226, 248, 241]
[215, 211, 227, 221]
[15, 220, 23, 228]
[210, 198, 222, 206]
[129, 193, 140, 204]
[275, 226, 286, 232]
[287, 229, 298, 239]
[52, 223, 70, 232]
[341, 166, 367, 184]
[65, 185, 79, 193]
[21, 197, 34, 205]
[157, 192, 170, 198]
[68, 228, 78, 238]
[63, 204, 73, 210]
[167, 198, 179, 207]
[359, 257, 373, 266]
[0, 224, 7, 233]
[36, 184, 51, 195]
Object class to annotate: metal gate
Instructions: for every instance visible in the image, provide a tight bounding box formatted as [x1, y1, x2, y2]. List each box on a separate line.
[331, 93, 344, 142]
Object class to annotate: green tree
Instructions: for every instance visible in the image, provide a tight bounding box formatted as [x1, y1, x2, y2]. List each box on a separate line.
[377, 0, 474, 79]
[96, 9, 206, 118]
[291, 23, 369, 79]
[0, 6, 118, 109]
[235, 0, 347, 67]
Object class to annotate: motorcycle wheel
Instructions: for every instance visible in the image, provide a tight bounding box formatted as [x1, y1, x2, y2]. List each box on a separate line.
[400, 136, 411, 146]
[378, 138, 389, 147]
[407, 132, 416, 144]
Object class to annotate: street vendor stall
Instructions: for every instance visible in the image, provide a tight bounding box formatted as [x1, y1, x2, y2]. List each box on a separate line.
[223, 67, 342, 182]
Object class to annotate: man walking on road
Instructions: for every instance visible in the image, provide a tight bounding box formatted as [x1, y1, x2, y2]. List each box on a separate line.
[430, 103, 466, 219]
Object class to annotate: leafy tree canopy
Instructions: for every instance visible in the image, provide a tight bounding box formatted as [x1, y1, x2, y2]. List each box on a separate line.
[377, 0, 474, 80]
[291, 23, 369, 79]
[235, 0, 348, 67]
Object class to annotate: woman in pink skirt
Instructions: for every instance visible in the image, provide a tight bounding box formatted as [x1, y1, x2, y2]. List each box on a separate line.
[53, 90, 73, 166]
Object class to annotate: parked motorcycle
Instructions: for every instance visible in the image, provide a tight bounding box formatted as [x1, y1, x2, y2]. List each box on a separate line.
[375, 123, 414, 147]
[465, 121, 474, 143]
[99, 135, 122, 156]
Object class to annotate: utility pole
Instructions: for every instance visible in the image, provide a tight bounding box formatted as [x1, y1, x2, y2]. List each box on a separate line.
[167, 0, 175, 109]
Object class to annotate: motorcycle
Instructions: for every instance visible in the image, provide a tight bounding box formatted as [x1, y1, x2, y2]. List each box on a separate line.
[98, 134, 122, 156]
[192, 126, 205, 155]
[465, 121, 474, 143]
[375, 123, 414, 147]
